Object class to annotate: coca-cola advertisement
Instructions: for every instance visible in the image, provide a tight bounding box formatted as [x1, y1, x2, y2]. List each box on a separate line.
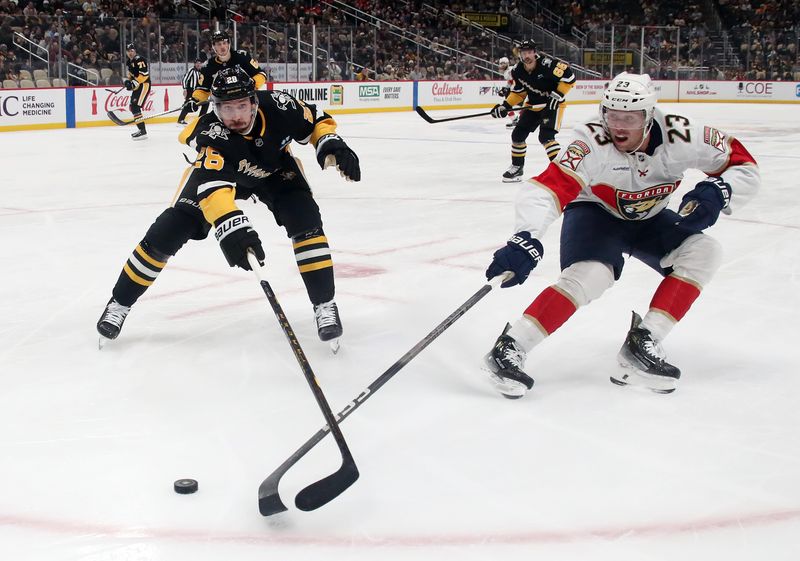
[74, 85, 184, 125]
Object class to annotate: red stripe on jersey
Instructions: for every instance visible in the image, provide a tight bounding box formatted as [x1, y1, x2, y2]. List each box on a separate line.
[715, 138, 758, 175]
[524, 286, 577, 335]
[649, 275, 701, 322]
[533, 163, 583, 210]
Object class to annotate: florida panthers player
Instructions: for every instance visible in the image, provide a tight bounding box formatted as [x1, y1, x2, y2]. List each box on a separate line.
[483, 72, 760, 398]
[496, 56, 518, 129]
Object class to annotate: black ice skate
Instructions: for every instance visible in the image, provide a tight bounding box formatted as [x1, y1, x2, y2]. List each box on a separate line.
[314, 299, 343, 353]
[483, 325, 534, 399]
[502, 164, 523, 183]
[612, 311, 681, 394]
[97, 298, 131, 347]
[506, 116, 519, 129]
[131, 130, 148, 141]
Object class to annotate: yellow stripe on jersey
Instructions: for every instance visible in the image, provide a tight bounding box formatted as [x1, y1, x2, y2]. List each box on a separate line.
[253, 73, 267, 89]
[556, 81, 574, 97]
[134, 244, 167, 268]
[123, 263, 155, 286]
[298, 259, 333, 273]
[293, 235, 328, 249]
[178, 117, 202, 145]
[200, 187, 238, 224]
[311, 117, 338, 146]
[170, 166, 194, 206]
[192, 89, 211, 103]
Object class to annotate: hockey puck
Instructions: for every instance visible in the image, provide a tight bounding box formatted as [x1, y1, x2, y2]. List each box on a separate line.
[173, 478, 198, 494]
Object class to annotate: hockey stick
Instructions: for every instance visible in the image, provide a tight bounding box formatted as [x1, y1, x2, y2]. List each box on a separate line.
[414, 105, 533, 124]
[107, 106, 184, 126]
[105, 86, 125, 95]
[247, 252, 359, 513]
[258, 271, 513, 516]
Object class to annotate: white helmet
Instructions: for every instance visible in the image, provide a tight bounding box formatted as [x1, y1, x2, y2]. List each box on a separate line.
[498, 56, 509, 65]
[600, 72, 657, 134]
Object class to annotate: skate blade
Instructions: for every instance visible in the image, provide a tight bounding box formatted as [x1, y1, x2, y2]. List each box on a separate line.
[329, 338, 340, 355]
[98, 336, 112, 350]
[502, 177, 522, 183]
[611, 361, 677, 394]
[481, 361, 527, 399]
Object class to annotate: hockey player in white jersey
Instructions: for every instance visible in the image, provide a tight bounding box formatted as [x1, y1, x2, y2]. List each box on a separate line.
[497, 56, 519, 129]
[483, 72, 760, 398]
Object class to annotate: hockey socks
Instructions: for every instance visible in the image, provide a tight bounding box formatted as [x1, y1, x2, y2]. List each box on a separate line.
[112, 241, 169, 307]
[292, 228, 335, 305]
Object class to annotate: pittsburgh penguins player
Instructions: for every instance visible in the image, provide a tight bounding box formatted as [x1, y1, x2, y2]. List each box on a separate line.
[124, 43, 151, 140]
[97, 67, 360, 351]
[187, 30, 267, 116]
[491, 40, 576, 182]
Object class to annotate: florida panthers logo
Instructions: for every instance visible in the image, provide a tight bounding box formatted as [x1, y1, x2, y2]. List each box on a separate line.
[615, 183, 677, 219]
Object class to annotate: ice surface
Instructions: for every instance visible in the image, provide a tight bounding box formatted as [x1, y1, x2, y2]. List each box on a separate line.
[1, 102, 798, 560]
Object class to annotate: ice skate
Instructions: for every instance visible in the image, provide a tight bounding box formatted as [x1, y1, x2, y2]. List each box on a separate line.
[97, 298, 131, 348]
[612, 311, 681, 394]
[506, 115, 519, 128]
[131, 130, 148, 141]
[314, 299, 342, 354]
[483, 325, 534, 399]
[502, 164, 523, 183]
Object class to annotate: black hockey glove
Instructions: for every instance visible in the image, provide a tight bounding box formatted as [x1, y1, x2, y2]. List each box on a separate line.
[214, 211, 265, 271]
[498, 86, 511, 98]
[316, 134, 361, 182]
[491, 101, 511, 118]
[124, 79, 137, 91]
[678, 176, 732, 231]
[486, 231, 544, 288]
[547, 91, 565, 111]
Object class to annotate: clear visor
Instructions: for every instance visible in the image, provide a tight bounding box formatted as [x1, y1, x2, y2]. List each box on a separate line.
[216, 97, 254, 118]
[602, 107, 646, 130]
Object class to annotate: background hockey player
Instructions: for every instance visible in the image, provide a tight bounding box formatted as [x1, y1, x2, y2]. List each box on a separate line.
[124, 43, 150, 140]
[97, 67, 361, 350]
[491, 40, 576, 182]
[496, 56, 518, 129]
[483, 72, 760, 398]
[187, 30, 267, 117]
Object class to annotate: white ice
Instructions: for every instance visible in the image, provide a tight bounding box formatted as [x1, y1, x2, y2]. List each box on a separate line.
[1, 101, 799, 561]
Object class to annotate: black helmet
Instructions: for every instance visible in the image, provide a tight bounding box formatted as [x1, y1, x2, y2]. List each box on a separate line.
[125, 43, 135, 51]
[211, 30, 230, 43]
[211, 66, 255, 102]
[517, 39, 537, 51]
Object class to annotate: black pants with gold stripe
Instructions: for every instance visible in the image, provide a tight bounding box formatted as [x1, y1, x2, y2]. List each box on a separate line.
[129, 81, 150, 133]
[110, 157, 334, 308]
[510, 105, 565, 165]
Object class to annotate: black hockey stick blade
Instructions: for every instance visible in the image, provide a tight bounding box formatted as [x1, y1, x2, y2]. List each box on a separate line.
[106, 110, 130, 126]
[414, 105, 492, 124]
[295, 455, 360, 511]
[257, 271, 512, 516]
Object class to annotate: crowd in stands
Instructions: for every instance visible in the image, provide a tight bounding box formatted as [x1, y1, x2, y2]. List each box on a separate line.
[0, 0, 797, 87]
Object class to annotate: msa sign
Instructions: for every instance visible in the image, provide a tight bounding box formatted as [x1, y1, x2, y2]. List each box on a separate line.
[359, 85, 380, 98]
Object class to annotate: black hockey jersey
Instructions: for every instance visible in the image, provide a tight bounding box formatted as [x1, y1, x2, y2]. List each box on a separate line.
[126, 55, 150, 85]
[193, 50, 267, 97]
[507, 54, 575, 109]
[177, 90, 337, 217]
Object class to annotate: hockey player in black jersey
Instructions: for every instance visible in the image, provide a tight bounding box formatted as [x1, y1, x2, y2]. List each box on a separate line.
[188, 30, 267, 117]
[490, 40, 576, 182]
[97, 67, 361, 350]
[124, 43, 151, 140]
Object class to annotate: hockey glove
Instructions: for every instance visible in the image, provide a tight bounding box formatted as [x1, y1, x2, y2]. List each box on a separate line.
[214, 211, 265, 271]
[124, 79, 137, 91]
[491, 102, 511, 118]
[498, 86, 511, 98]
[486, 231, 544, 288]
[316, 134, 361, 182]
[547, 91, 564, 111]
[678, 176, 732, 231]
[182, 98, 198, 113]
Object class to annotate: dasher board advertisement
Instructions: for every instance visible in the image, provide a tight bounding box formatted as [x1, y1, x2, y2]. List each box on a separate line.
[0, 89, 67, 131]
[73, 85, 186, 125]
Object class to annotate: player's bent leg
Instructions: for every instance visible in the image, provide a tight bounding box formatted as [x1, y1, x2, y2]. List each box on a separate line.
[98, 207, 206, 343]
[291, 227, 342, 344]
[613, 234, 722, 393]
[484, 261, 614, 398]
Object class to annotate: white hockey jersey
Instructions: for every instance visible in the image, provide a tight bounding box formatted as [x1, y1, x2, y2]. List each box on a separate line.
[515, 108, 760, 238]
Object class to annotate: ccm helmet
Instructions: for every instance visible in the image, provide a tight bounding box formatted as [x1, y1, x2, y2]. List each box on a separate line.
[600, 72, 657, 135]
